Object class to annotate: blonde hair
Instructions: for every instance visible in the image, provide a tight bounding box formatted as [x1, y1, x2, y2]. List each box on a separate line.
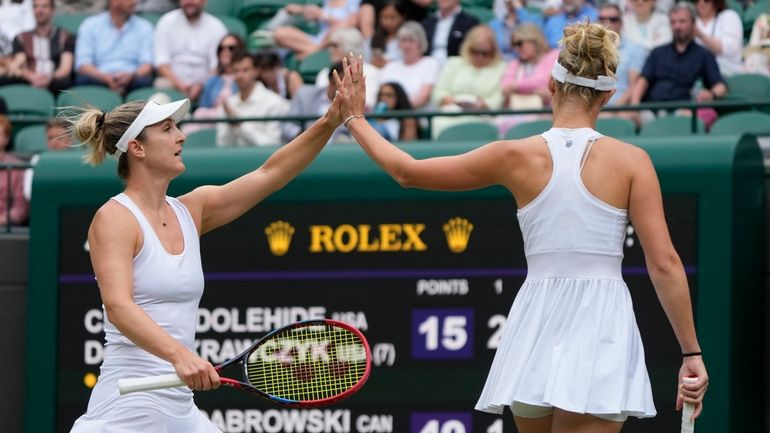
[512, 23, 551, 58]
[459, 25, 502, 65]
[66, 101, 147, 179]
[555, 21, 619, 104]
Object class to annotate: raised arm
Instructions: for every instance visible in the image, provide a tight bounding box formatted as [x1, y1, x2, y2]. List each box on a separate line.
[337, 56, 518, 192]
[180, 97, 342, 234]
[627, 148, 708, 418]
[88, 202, 219, 390]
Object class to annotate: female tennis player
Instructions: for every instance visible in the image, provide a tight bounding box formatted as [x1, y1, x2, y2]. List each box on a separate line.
[336, 21, 708, 432]
[68, 93, 344, 431]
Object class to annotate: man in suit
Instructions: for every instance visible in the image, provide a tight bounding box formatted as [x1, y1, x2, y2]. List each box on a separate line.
[421, 0, 479, 65]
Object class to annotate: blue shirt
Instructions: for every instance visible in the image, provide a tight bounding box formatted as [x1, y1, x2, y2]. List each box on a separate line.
[641, 40, 724, 102]
[75, 13, 154, 73]
[543, 5, 598, 48]
[609, 38, 647, 105]
[488, 9, 545, 61]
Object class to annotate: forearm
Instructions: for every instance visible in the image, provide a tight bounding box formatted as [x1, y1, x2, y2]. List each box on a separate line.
[630, 78, 648, 104]
[711, 83, 727, 98]
[105, 301, 191, 364]
[347, 117, 415, 186]
[157, 64, 182, 88]
[78, 64, 109, 81]
[135, 63, 153, 77]
[648, 254, 701, 353]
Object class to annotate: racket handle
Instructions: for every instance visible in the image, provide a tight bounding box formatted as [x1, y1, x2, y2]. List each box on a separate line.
[681, 376, 698, 433]
[118, 373, 185, 395]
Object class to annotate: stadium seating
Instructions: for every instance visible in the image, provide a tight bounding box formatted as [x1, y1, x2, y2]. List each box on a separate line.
[14, 125, 48, 155]
[436, 121, 499, 142]
[0, 84, 55, 117]
[595, 117, 637, 138]
[206, 0, 244, 16]
[638, 115, 706, 137]
[217, 14, 249, 38]
[125, 87, 186, 104]
[464, 6, 496, 23]
[504, 119, 552, 139]
[52, 13, 89, 35]
[56, 86, 123, 113]
[184, 127, 217, 148]
[743, 0, 768, 39]
[240, 0, 292, 33]
[298, 50, 331, 83]
[709, 110, 770, 135]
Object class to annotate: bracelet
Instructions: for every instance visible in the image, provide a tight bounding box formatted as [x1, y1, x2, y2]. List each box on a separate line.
[344, 114, 365, 128]
[682, 352, 702, 358]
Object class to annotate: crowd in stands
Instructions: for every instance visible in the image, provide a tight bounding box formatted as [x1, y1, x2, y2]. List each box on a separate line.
[2, 0, 770, 226]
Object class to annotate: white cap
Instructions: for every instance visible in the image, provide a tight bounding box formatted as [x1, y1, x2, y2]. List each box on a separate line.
[114, 99, 190, 156]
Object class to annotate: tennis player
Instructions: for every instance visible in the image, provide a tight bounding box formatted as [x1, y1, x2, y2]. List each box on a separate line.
[336, 21, 707, 433]
[68, 94, 344, 432]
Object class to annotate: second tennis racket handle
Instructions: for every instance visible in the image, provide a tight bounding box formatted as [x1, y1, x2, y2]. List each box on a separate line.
[118, 373, 185, 395]
[681, 376, 698, 433]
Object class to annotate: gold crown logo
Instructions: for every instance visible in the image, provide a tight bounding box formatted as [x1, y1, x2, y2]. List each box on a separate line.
[265, 220, 295, 256]
[442, 217, 473, 253]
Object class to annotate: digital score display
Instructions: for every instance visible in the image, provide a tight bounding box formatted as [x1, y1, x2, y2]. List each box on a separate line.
[56, 196, 697, 433]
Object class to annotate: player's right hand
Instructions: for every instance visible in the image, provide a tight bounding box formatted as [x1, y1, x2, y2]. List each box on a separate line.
[173, 350, 221, 391]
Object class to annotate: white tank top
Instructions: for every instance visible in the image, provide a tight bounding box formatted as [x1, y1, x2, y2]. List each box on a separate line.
[517, 128, 629, 281]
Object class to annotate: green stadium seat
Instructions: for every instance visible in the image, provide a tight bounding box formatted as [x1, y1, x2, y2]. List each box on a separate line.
[216, 14, 249, 38]
[503, 119, 552, 139]
[298, 49, 331, 83]
[56, 86, 123, 113]
[464, 6, 496, 23]
[0, 84, 55, 117]
[125, 87, 186, 104]
[743, 0, 768, 38]
[595, 117, 637, 137]
[436, 121, 499, 142]
[14, 125, 48, 155]
[138, 12, 162, 26]
[240, 0, 292, 33]
[725, 73, 770, 99]
[709, 110, 770, 135]
[638, 115, 705, 137]
[206, 0, 244, 16]
[184, 127, 217, 148]
[52, 13, 89, 35]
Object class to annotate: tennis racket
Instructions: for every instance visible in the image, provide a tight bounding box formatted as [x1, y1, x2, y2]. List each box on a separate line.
[118, 319, 372, 407]
[681, 376, 698, 433]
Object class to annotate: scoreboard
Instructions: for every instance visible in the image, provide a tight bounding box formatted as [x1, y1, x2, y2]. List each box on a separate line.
[55, 195, 698, 433]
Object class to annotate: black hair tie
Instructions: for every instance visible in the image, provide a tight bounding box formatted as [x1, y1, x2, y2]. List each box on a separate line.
[96, 111, 106, 129]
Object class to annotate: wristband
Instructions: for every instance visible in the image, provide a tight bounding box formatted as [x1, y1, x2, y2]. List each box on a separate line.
[682, 352, 702, 358]
[344, 114, 365, 128]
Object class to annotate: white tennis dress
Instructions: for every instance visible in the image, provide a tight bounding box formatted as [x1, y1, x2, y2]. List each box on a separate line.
[70, 193, 220, 433]
[475, 128, 657, 418]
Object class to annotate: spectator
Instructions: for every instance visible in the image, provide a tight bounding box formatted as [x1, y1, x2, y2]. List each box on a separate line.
[494, 0, 560, 18]
[489, 0, 546, 60]
[57, 0, 107, 14]
[744, 11, 770, 74]
[421, 0, 480, 65]
[255, 50, 303, 100]
[138, 0, 178, 14]
[23, 117, 72, 201]
[4, 0, 75, 93]
[0, 34, 13, 80]
[543, 0, 598, 48]
[370, 82, 418, 140]
[198, 33, 244, 109]
[75, 0, 154, 95]
[370, 0, 408, 67]
[599, 4, 647, 107]
[0, 115, 29, 226]
[496, 23, 559, 134]
[315, 27, 380, 109]
[694, 0, 743, 76]
[380, 21, 441, 109]
[432, 25, 506, 138]
[281, 62, 353, 143]
[153, 0, 227, 102]
[272, 0, 361, 60]
[217, 51, 290, 147]
[623, 0, 672, 51]
[359, 0, 430, 40]
[630, 2, 727, 122]
[0, 0, 34, 42]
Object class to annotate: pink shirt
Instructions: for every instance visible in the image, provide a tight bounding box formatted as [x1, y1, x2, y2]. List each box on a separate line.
[0, 153, 29, 226]
[501, 49, 559, 95]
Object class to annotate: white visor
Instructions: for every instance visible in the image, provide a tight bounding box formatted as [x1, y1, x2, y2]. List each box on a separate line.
[551, 62, 616, 91]
[114, 99, 190, 156]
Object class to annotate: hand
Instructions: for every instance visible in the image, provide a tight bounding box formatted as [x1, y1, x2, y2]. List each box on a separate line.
[285, 4, 304, 14]
[696, 89, 714, 103]
[440, 96, 456, 106]
[172, 349, 221, 391]
[304, 4, 323, 20]
[186, 82, 203, 101]
[332, 54, 366, 123]
[676, 356, 708, 420]
[114, 72, 134, 87]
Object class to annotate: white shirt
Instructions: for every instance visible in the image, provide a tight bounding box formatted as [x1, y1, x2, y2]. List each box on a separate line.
[217, 82, 291, 147]
[0, 0, 34, 40]
[380, 56, 441, 108]
[431, 6, 461, 65]
[315, 62, 381, 110]
[696, 9, 744, 76]
[622, 11, 672, 51]
[154, 9, 227, 85]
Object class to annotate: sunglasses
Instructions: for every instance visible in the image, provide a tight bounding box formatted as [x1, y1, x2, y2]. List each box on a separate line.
[470, 48, 494, 57]
[218, 44, 239, 52]
[599, 16, 621, 23]
[512, 40, 530, 48]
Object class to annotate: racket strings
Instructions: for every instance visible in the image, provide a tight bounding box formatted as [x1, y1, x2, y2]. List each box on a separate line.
[246, 324, 367, 402]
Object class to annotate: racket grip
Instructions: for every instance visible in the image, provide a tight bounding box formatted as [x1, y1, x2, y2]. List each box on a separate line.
[118, 373, 186, 395]
[681, 376, 698, 433]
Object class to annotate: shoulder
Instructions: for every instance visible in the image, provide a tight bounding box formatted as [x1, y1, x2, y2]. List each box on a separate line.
[717, 8, 742, 24]
[202, 12, 228, 31]
[458, 10, 480, 26]
[90, 198, 139, 237]
[80, 13, 106, 30]
[596, 136, 652, 171]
